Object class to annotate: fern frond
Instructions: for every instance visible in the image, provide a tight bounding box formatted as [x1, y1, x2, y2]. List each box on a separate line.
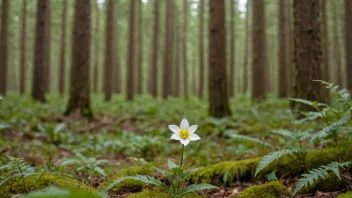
[181, 167, 202, 178]
[180, 184, 218, 195]
[270, 130, 296, 141]
[289, 98, 327, 109]
[255, 150, 297, 177]
[310, 116, 350, 142]
[225, 131, 272, 148]
[293, 162, 350, 196]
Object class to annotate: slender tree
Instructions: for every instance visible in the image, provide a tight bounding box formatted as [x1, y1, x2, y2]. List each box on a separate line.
[150, 0, 160, 97]
[32, 0, 48, 102]
[278, 0, 289, 97]
[174, 20, 181, 97]
[198, 0, 205, 98]
[44, 1, 51, 92]
[332, 1, 343, 87]
[229, 0, 236, 97]
[103, 0, 116, 101]
[345, 0, 352, 90]
[287, 0, 293, 93]
[58, 0, 68, 95]
[243, 0, 250, 93]
[208, 0, 231, 117]
[137, 0, 143, 94]
[114, 4, 121, 93]
[93, 1, 100, 93]
[127, 0, 136, 100]
[0, 0, 9, 95]
[65, 0, 92, 117]
[183, 0, 189, 99]
[19, 0, 27, 95]
[292, 0, 326, 111]
[251, 0, 268, 99]
[162, 0, 174, 98]
[321, 0, 330, 83]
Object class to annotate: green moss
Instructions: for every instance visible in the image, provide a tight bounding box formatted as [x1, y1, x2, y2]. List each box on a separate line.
[0, 174, 95, 198]
[126, 189, 205, 198]
[230, 181, 291, 198]
[100, 166, 153, 193]
[298, 173, 346, 195]
[337, 192, 352, 198]
[189, 158, 259, 185]
[18, 186, 104, 198]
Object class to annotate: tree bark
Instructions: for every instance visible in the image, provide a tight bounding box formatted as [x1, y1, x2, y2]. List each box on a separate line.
[183, 0, 189, 99]
[208, 0, 231, 117]
[114, 4, 121, 93]
[65, 0, 92, 118]
[93, 1, 100, 93]
[287, 0, 293, 94]
[44, 0, 51, 93]
[127, 0, 136, 100]
[174, 20, 181, 97]
[198, 0, 205, 98]
[162, 0, 174, 98]
[332, 1, 343, 87]
[229, 0, 236, 97]
[243, 0, 250, 93]
[345, 0, 352, 90]
[0, 0, 9, 95]
[32, 0, 48, 102]
[292, 0, 326, 111]
[19, 0, 27, 95]
[278, 0, 289, 97]
[137, 0, 143, 94]
[103, 0, 115, 101]
[321, 0, 329, 83]
[58, 0, 68, 95]
[150, 0, 159, 97]
[251, 0, 268, 100]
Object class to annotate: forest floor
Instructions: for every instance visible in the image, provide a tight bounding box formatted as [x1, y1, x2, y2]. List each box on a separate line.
[0, 93, 351, 198]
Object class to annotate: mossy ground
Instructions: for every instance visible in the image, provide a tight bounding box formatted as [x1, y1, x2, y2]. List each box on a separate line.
[230, 181, 291, 198]
[126, 189, 205, 198]
[0, 174, 96, 198]
[337, 192, 352, 198]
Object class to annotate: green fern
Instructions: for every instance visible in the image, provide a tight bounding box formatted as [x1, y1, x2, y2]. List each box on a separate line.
[270, 130, 296, 141]
[310, 116, 350, 143]
[180, 184, 218, 195]
[293, 162, 350, 196]
[0, 157, 35, 187]
[225, 131, 273, 148]
[255, 149, 298, 177]
[289, 98, 327, 109]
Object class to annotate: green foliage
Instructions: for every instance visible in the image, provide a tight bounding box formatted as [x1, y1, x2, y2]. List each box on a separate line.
[225, 130, 273, 148]
[230, 181, 291, 198]
[338, 192, 352, 198]
[0, 156, 35, 188]
[18, 186, 104, 198]
[293, 162, 351, 196]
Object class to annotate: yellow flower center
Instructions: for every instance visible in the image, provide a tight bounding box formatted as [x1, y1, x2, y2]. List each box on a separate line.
[179, 128, 191, 140]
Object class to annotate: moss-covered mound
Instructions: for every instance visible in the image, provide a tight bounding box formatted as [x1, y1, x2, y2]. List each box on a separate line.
[18, 186, 104, 198]
[230, 181, 291, 198]
[126, 189, 205, 198]
[100, 165, 153, 193]
[297, 173, 347, 195]
[0, 174, 96, 198]
[338, 192, 352, 198]
[190, 148, 350, 185]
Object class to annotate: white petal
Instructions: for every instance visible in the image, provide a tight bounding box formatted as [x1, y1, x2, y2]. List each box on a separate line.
[180, 118, 189, 129]
[168, 125, 180, 133]
[171, 133, 181, 140]
[188, 125, 198, 134]
[189, 134, 201, 141]
[180, 139, 190, 146]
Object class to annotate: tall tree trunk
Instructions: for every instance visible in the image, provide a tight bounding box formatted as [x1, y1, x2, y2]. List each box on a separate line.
[287, 0, 293, 94]
[0, 0, 9, 95]
[44, 1, 51, 93]
[65, 0, 92, 118]
[243, 0, 250, 93]
[103, 0, 115, 101]
[321, 0, 330, 100]
[32, 0, 48, 102]
[162, 0, 174, 98]
[183, 0, 189, 99]
[127, 0, 136, 100]
[251, 0, 268, 100]
[93, 1, 100, 93]
[174, 20, 181, 97]
[346, 0, 352, 90]
[137, 0, 143, 94]
[58, 0, 67, 95]
[19, 0, 27, 95]
[208, 0, 231, 117]
[114, 6, 121, 93]
[229, 0, 236, 97]
[150, 0, 159, 97]
[292, 0, 326, 111]
[332, 1, 343, 87]
[278, 0, 289, 97]
[198, 0, 205, 98]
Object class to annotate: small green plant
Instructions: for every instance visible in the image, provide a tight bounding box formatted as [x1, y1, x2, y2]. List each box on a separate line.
[105, 119, 218, 197]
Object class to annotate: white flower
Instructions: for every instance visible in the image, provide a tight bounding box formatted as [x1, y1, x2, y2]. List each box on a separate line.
[168, 118, 201, 146]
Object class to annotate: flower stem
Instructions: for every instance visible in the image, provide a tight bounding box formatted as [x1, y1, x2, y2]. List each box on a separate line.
[180, 145, 185, 167]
